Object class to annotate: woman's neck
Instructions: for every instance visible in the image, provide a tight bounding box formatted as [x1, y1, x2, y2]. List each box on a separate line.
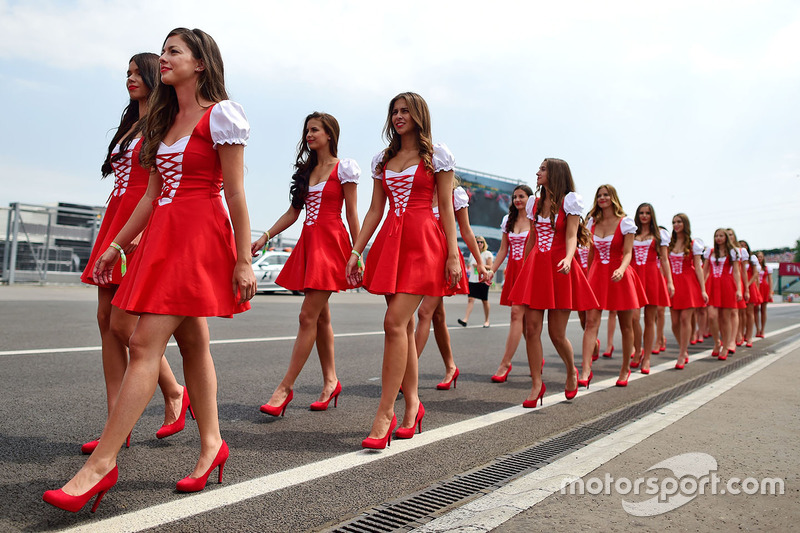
[399, 131, 419, 153]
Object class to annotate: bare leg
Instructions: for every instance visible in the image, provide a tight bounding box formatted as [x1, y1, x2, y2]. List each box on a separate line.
[676, 308, 694, 365]
[366, 293, 423, 439]
[415, 295, 440, 358]
[641, 305, 657, 371]
[618, 309, 634, 380]
[461, 297, 476, 324]
[263, 290, 333, 407]
[744, 304, 755, 342]
[605, 310, 617, 353]
[431, 299, 457, 383]
[60, 314, 182, 496]
[719, 308, 732, 352]
[631, 307, 643, 365]
[522, 308, 545, 402]
[580, 309, 602, 381]
[730, 307, 741, 349]
[759, 302, 768, 335]
[708, 306, 721, 353]
[494, 304, 524, 376]
[657, 306, 667, 351]
[547, 309, 578, 392]
[98, 287, 130, 417]
[481, 299, 491, 326]
[314, 301, 339, 400]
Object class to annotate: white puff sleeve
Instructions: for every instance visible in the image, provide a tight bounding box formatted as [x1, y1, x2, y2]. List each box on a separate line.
[563, 192, 584, 216]
[500, 214, 509, 233]
[338, 158, 361, 184]
[585, 217, 595, 232]
[766, 264, 773, 274]
[692, 239, 705, 256]
[620, 216, 637, 235]
[729, 249, 739, 261]
[209, 100, 250, 148]
[750, 254, 760, 269]
[371, 152, 385, 180]
[432, 143, 456, 173]
[659, 228, 671, 247]
[525, 196, 536, 221]
[453, 186, 469, 211]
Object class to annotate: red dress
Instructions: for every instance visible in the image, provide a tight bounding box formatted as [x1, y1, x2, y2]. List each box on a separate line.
[275, 159, 359, 292]
[705, 249, 738, 308]
[498, 214, 529, 306]
[363, 144, 466, 297]
[668, 240, 705, 310]
[81, 138, 148, 286]
[587, 217, 648, 311]
[508, 194, 598, 310]
[759, 265, 773, 302]
[631, 230, 671, 308]
[113, 101, 251, 318]
[744, 257, 763, 305]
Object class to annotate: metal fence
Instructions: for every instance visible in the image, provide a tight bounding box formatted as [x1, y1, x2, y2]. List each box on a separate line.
[1, 202, 104, 285]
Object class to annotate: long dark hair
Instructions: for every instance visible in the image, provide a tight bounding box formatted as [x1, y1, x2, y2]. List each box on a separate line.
[634, 202, 659, 238]
[101, 53, 159, 177]
[140, 28, 228, 169]
[535, 158, 590, 246]
[506, 184, 533, 233]
[289, 112, 340, 209]
[376, 92, 434, 175]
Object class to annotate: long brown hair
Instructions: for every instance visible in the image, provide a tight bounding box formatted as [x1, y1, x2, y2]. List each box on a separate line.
[535, 158, 590, 246]
[506, 184, 533, 233]
[102, 53, 159, 177]
[289, 112, 340, 209]
[587, 184, 626, 223]
[140, 28, 228, 169]
[376, 92, 434, 175]
[634, 202, 659, 238]
[669, 213, 693, 255]
[713, 228, 735, 260]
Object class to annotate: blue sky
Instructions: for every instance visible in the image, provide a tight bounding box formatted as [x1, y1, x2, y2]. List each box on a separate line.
[1, 0, 798, 249]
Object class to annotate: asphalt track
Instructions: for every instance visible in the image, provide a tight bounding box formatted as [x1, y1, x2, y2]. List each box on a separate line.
[0, 285, 797, 532]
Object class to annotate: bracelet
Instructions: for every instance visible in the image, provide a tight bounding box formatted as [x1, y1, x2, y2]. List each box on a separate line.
[350, 249, 362, 259]
[109, 241, 126, 277]
[261, 231, 270, 255]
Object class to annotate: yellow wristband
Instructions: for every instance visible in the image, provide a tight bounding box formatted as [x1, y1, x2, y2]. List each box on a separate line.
[109, 241, 126, 277]
[262, 231, 270, 255]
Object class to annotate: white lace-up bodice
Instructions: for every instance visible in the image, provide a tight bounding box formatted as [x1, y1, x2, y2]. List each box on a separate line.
[633, 239, 652, 266]
[535, 216, 556, 252]
[110, 142, 136, 198]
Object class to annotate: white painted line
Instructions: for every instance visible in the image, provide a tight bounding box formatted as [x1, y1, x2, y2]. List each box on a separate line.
[57, 324, 800, 532]
[412, 335, 800, 532]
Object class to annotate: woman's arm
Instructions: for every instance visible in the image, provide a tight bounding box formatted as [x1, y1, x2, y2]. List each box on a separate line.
[658, 245, 675, 297]
[93, 168, 162, 285]
[250, 206, 301, 256]
[345, 178, 386, 283]
[693, 254, 708, 303]
[219, 143, 257, 304]
[612, 231, 634, 282]
[342, 182, 361, 246]
[455, 208, 489, 282]
[435, 170, 462, 288]
[558, 215, 579, 274]
[733, 256, 743, 301]
[492, 233, 509, 274]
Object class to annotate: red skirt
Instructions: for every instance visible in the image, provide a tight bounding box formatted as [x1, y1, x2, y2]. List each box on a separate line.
[500, 256, 522, 306]
[588, 263, 648, 311]
[275, 221, 355, 292]
[508, 249, 598, 311]
[671, 268, 705, 310]
[632, 262, 670, 307]
[706, 275, 738, 309]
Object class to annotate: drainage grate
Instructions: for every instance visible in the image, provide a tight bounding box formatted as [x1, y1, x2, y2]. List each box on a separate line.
[327, 348, 775, 533]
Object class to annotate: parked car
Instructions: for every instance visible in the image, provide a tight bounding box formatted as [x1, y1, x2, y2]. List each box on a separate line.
[251, 250, 294, 293]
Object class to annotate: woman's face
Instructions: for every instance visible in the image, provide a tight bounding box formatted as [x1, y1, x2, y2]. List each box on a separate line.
[126, 60, 149, 101]
[512, 188, 529, 211]
[726, 230, 735, 243]
[757, 251, 764, 262]
[305, 118, 329, 152]
[159, 35, 201, 86]
[596, 187, 611, 209]
[637, 205, 651, 226]
[714, 230, 727, 245]
[476, 237, 486, 251]
[672, 217, 684, 234]
[391, 98, 413, 135]
[535, 161, 548, 187]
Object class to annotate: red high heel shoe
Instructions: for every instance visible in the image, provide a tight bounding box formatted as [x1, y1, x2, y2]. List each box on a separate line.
[603, 345, 614, 358]
[641, 367, 650, 375]
[736, 340, 743, 347]
[260, 390, 293, 416]
[756, 332, 765, 338]
[522, 383, 546, 408]
[565, 368, 578, 400]
[176, 441, 229, 492]
[675, 357, 686, 369]
[745, 340, 753, 348]
[157, 386, 195, 439]
[719, 349, 733, 361]
[436, 368, 460, 390]
[592, 339, 600, 361]
[43, 465, 118, 513]
[310, 381, 342, 411]
[616, 370, 631, 387]
[660, 336, 667, 352]
[362, 414, 397, 449]
[491, 364, 512, 383]
[631, 349, 643, 368]
[395, 403, 425, 439]
[81, 433, 131, 455]
[577, 370, 593, 388]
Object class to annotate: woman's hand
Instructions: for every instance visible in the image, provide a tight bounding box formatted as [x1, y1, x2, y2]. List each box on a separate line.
[556, 257, 571, 274]
[667, 281, 675, 298]
[232, 262, 257, 304]
[477, 264, 490, 284]
[736, 289, 743, 301]
[93, 246, 120, 286]
[482, 268, 494, 285]
[702, 290, 709, 304]
[125, 233, 142, 255]
[251, 233, 267, 257]
[611, 268, 624, 282]
[446, 255, 462, 288]
[345, 254, 363, 287]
